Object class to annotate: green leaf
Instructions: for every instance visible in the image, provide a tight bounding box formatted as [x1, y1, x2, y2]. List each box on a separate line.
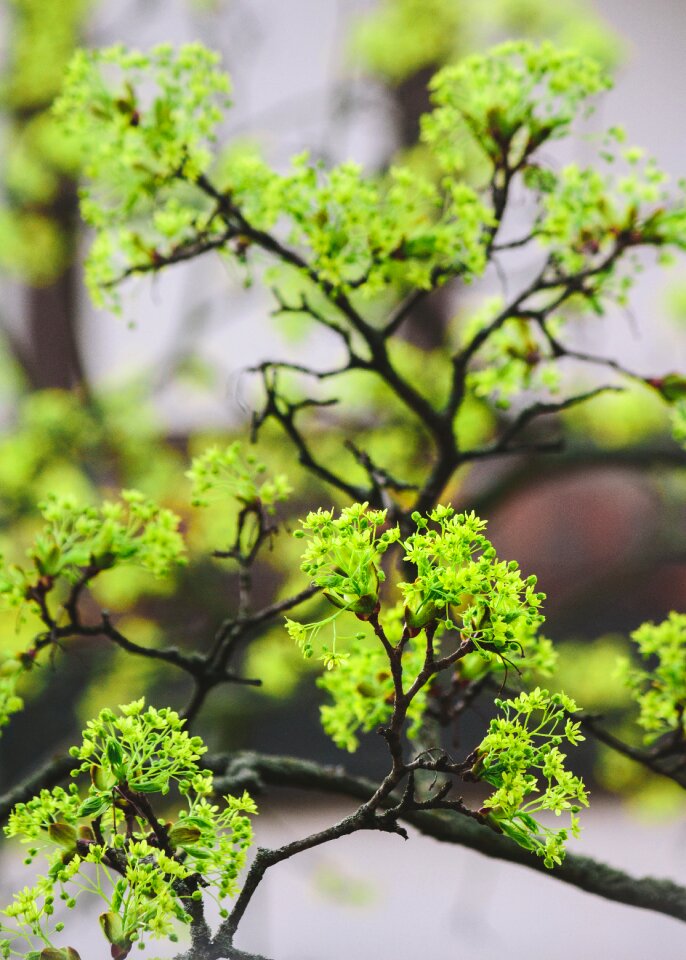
[77, 793, 112, 819]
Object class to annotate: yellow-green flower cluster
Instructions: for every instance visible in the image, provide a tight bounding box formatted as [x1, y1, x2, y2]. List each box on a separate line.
[296, 503, 400, 619]
[317, 605, 427, 752]
[0, 490, 186, 603]
[620, 612, 686, 742]
[1, 701, 257, 958]
[217, 149, 492, 297]
[68, 698, 209, 797]
[187, 442, 291, 511]
[475, 688, 588, 867]
[288, 503, 548, 752]
[401, 505, 544, 644]
[461, 303, 560, 409]
[53, 43, 231, 304]
[422, 41, 610, 172]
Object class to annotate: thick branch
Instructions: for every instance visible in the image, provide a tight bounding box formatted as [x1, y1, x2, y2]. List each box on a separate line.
[581, 716, 686, 789]
[0, 753, 73, 822]
[211, 751, 686, 925]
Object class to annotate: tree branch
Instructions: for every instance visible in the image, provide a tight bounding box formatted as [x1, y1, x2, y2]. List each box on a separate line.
[210, 751, 686, 925]
[461, 386, 624, 462]
[0, 753, 73, 822]
[580, 716, 686, 789]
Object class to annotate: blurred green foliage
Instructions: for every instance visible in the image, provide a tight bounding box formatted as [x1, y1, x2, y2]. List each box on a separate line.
[351, 0, 620, 82]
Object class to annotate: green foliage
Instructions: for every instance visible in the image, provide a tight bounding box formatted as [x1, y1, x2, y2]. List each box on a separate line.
[422, 41, 609, 173]
[620, 613, 686, 742]
[401, 506, 544, 641]
[461, 303, 560, 408]
[53, 43, 231, 303]
[287, 504, 585, 864]
[0, 700, 256, 958]
[217, 150, 492, 298]
[1, 0, 230, 285]
[54, 43, 499, 305]
[293, 502, 399, 621]
[0, 489, 186, 732]
[288, 501, 546, 676]
[0, 489, 186, 594]
[474, 688, 588, 868]
[53, 36, 686, 431]
[539, 147, 685, 297]
[351, 0, 619, 83]
[290, 502, 543, 644]
[66, 698, 210, 796]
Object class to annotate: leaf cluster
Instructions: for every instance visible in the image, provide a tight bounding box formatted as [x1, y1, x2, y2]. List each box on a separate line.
[187, 441, 291, 512]
[53, 43, 231, 301]
[0, 489, 186, 598]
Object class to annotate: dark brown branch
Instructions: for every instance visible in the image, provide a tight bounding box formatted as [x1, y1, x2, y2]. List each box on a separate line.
[580, 716, 686, 789]
[491, 229, 540, 251]
[107, 227, 235, 286]
[249, 358, 358, 381]
[182, 583, 321, 724]
[538, 320, 644, 382]
[461, 386, 623, 461]
[241, 585, 321, 631]
[213, 806, 406, 955]
[97, 612, 201, 674]
[344, 439, 418, 506]
[270, 288, 356, 352]
[252, 371, 371, 503]
[193, 174, 456, 448]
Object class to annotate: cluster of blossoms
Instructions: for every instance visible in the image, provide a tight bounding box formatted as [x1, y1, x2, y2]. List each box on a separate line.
[288, 503, 545, 663]
[0, 490, 186, 602]
[286, 503, 585, 865]
[473, 688, 588, 868]
[0, 490, 187, 732]
[620, 612, 686, 741]
[0, 701, 257, 959]
[186, 441, 292, 511]
[53, 43, 232, 303]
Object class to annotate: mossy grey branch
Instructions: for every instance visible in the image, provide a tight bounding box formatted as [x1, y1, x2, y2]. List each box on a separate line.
[0, 753, 73, 823]
[211, 751, 686, 926]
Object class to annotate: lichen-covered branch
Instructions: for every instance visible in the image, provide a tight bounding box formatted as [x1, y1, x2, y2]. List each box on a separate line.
[211, 751, 686, 925]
